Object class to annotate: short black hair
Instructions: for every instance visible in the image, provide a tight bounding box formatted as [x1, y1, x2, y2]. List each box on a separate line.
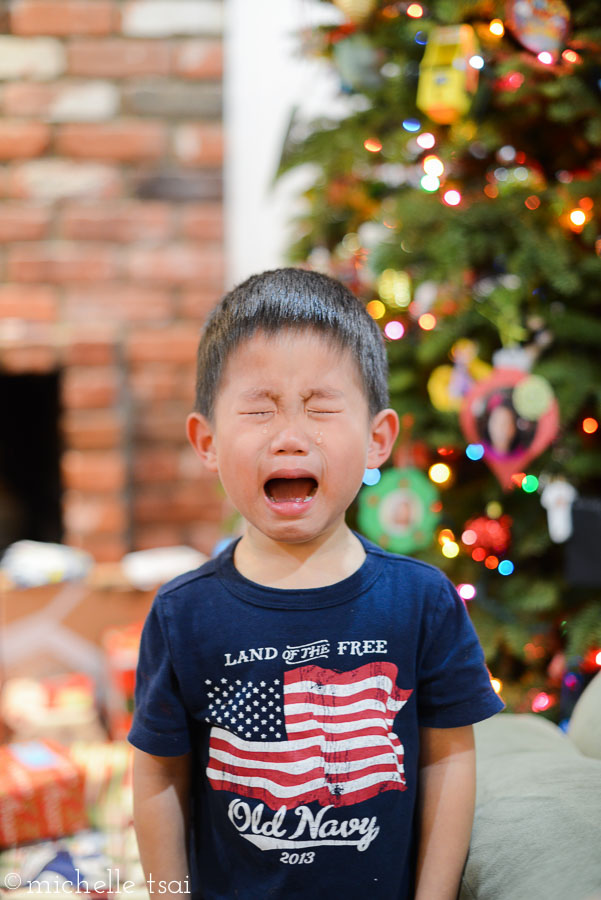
[194, 267, 389, 420]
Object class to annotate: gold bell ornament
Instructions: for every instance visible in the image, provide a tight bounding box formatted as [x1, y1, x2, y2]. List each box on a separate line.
[416, 25, 480, 124]
[332, 0, 378, 25]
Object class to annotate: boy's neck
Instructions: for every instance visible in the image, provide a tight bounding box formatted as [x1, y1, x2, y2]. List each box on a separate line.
[232, 522, 366, 590]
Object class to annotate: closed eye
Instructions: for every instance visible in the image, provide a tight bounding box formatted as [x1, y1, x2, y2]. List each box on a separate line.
[308, 409, 341, 415]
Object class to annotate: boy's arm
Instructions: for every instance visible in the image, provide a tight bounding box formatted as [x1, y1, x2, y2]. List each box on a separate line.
[414, 724, 476, 900]
[132, 747, 192, 897]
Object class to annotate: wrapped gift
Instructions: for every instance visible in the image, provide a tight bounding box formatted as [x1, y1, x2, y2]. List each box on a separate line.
[0, 740, 87, 848]
[102, 624, 142, 740]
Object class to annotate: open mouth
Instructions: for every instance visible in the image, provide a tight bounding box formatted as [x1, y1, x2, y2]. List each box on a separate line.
[264, 477, 318, 504]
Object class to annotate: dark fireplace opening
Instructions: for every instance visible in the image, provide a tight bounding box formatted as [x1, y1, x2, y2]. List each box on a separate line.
[0, 371, 63, 554]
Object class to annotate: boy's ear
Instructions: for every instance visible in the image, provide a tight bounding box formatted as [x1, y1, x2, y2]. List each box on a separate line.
[186, 412, 219, 474]
[366, 408, 400, 470]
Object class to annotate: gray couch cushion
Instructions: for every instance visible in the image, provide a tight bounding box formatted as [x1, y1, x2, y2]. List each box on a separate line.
[568, 671, 601, 761]
[460, 714, 601, 900]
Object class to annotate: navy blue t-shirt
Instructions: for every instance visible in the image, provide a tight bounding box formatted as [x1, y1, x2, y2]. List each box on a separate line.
[128, 534, 504, 900]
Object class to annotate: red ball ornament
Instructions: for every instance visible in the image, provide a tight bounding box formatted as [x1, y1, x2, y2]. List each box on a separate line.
[462, 514, 512, 555]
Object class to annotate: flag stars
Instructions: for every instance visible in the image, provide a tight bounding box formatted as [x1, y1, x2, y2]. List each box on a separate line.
[205, 679, 212, 685]
[259, 681, 266, 687]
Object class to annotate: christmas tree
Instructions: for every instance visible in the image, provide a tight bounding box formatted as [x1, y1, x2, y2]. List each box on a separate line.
[278, 0, 601, 719]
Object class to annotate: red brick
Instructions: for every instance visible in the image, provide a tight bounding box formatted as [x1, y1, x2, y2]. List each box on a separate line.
[133, 448, 179, 483]
[64, 532, 129, 563]
[0, 121, 50, 159]
[186, 521, 228, 557]
[56, 122, 166, 162]
[3, 84, 55, 118]
[60, 202, 172, 242]
[62, 409, 125, 449]
[133, 408, 191, 443]
[68, 38, 170, 76]
[62, 366, 119, 408]
[0, 284, 57, 320]
[63, 329, 117, 365]
[178, 288, 220, 322]
[62, 449, 127, 491]
[178, 203, 223, 241]
[6, 243, 118, 282]
[133, 483, 223, 525]
[64, 284, 173, 323]
[133, 525, 184, 550]
[173, 123, 223, 166]
[0, 344, 58, 373]
[7, 160, 123, 202]
[127, 326, 199, 364]
[173, 40, 223, 80]
[126, 244, 224, 286]
[11, 2, 119, 36]
[130, 365, 182, 402]
[63, 490, 127, 533]
[0, 206, 51, 242]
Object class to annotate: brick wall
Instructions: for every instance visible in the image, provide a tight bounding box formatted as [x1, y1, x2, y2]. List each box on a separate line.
[0, 0, 228, 561]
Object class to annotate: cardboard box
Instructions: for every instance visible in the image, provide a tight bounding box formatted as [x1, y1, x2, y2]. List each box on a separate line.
[0, 740, 87, 847]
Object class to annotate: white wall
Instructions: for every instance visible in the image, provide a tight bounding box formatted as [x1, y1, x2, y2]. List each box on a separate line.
[224, 0, 342, 287]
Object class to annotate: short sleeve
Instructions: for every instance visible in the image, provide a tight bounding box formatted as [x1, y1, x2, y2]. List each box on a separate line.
[417, 577, 505, 728]
[127, 595, 192, 756]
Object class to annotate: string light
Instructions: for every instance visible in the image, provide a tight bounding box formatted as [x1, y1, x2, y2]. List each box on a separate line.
[419, 313, 437, 330]
[595, 650, 601, 667]
[483, 184, 498, 199]
[364, 137, 382, 153]
[490, 677, 503, 694]
[498, 560, 515, 576]
[461, 529, 477, 545]
[457, 583, 477, 601]
[472, 548, 486, 562]
[469, 55, 484, 70]
[402, 118, 421, 132]
[522, 475, 539, 493]
[525, 195, 540, 210]
[362, 468, 381, 486]
[466, 443, 485, 460]
[537, 51, 553, 65]
[583, 417, 599, 434]
[420, 174, 440, 192]
[442, 541, 460, 558]
[416, 132, 435, 150]
[366, 300, 386, 319]
[562, 49, 580, 64]
[423, 155, 444, 177]
[532, 692, 552, 712]
[485, 555, 499, 569]
[406, 3, 423, 17]
[438, 528, 455, 544]
[489, 18, 504, 36]
[384, 320, 405, 340]
[443, 189, 461, 206]
[511, 472, 526, 488]
[486, 501, 502, 518]
[569, 208, 587, 228]
[429, 463, 451, 484]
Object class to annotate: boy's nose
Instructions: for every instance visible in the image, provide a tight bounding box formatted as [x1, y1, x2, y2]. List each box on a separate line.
[269, 423, 311, 455]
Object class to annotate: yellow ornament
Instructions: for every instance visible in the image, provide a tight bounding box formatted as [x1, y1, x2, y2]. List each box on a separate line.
[332, 0, 378, 25]
[416, 25, 480, 124]
[428, 365, 459, 412]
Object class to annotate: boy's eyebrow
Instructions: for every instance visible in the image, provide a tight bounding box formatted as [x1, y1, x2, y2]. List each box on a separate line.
[238, 388, 345, 401]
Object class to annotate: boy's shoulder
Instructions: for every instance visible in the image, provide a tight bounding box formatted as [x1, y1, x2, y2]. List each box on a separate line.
[156, 553, 220, 598]
[357, 532, 451, 589]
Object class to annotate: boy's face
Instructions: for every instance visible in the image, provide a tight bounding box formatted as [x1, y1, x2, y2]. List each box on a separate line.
[188, 329, 398, 548]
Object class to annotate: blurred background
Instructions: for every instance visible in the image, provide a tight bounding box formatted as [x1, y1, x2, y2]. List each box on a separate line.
[1, 0, 601, 892]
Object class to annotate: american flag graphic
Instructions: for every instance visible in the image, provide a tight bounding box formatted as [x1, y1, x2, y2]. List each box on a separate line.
[205, 661, 412, 809]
